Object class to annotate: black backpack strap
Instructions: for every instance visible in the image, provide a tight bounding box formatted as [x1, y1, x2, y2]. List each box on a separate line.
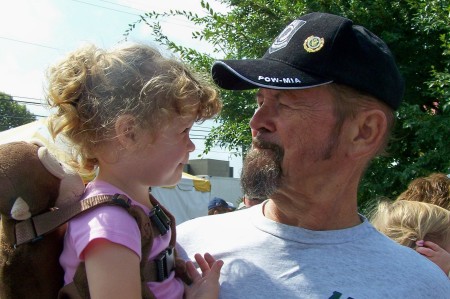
[59, 194, 166, 299]
[55, 193, 189, 298]
[14, 194, 130, 246]
[148, 193, 192, 285]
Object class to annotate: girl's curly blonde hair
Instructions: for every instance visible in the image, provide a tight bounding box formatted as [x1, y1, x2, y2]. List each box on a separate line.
[46, 43, 221, 173]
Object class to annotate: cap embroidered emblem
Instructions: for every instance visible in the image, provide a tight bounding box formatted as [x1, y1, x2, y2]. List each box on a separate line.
[268, 20, 306, 54]
[303, 36, 324, 53]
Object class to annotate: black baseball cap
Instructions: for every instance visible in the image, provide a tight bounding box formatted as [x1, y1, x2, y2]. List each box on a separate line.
[211, 12, 404, 110]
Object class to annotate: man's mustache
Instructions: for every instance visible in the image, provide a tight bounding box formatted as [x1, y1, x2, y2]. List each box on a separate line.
[252, 138, 284, 155]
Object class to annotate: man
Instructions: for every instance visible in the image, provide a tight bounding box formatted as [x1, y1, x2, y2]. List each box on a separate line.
[208, 197, 236, 215]
[177, 12, 450, 298]
[237, 194, 265, 210]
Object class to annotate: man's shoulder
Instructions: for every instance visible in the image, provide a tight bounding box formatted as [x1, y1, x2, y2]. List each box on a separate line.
[177, 209, 251, 242]
[366, 234, 450, 287]
[366, 228, 430, 261]
[176, 210, 251, 260]
[178, 209, 247, 230]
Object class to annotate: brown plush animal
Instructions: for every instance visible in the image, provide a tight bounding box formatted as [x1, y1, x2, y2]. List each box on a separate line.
[0, 141, 191, 299]
[0, 140, 85, 299]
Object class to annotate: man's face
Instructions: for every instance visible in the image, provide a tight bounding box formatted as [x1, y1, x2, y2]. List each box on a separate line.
[209, 206, 233, 215]
[245, 197, 265, 207]
[241, 86, 342, 198]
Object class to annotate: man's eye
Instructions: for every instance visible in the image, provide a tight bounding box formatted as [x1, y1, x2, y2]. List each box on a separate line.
[183, 127, 191, 133]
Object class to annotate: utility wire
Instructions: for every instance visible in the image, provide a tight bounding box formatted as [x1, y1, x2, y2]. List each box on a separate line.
[8, 95, 44, 102]
[1, 97, 214, 132]
[69, 0, 140, 16]
[0, 36, 59, 50]
[0, 114, 47, 119]
[69, 0, 199, 29]
[1, 1, 215, 131]
[0, 1, 210, 116]
[95, 0, 146, 12]
[0, 0, 199, 52]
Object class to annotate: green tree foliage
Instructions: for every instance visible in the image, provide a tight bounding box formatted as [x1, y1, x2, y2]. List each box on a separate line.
[126, 0, 450, 212]
[0, 92, 36, 131]
[358, 0, 450, 213]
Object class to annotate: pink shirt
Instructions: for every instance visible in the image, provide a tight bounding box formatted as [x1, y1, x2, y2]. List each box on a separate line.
[59, 180, 184, 299]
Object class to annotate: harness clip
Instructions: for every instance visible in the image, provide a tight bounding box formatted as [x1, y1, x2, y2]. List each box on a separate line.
[155, 246, 175, 282]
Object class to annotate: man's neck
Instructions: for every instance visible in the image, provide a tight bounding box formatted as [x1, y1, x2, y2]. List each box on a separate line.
[263, 186, 362, 230]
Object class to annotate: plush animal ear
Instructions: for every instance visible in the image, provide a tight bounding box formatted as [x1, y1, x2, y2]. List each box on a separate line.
[56, 166, 85, 206]
[38, 146, 66, 179]
[29, 138, 45, 148]
[11, 197, 31, 220]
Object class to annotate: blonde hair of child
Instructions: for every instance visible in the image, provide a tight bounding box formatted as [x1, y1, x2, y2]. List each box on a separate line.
[46, 43, 221, 173]
[370, 200, 450, 249]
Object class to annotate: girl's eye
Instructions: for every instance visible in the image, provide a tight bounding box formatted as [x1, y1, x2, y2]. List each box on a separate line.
[183, 127, 191, 133]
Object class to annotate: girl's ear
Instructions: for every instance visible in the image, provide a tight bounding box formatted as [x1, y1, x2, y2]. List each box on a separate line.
[115, 114, 137, 147]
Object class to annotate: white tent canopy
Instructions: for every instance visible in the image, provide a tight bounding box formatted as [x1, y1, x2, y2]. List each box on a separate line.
[151, 174, 211, 225]
[0, 118, 62, 151]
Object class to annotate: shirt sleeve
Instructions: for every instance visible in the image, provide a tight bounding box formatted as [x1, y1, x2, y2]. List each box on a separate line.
[67, 205, 142, 260]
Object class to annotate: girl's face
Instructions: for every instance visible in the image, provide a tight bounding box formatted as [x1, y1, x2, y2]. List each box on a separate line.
[127, 114, 196, 187]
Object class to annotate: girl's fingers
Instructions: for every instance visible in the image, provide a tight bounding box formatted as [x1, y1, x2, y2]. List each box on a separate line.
[192, 253, 224, 278]
[423, 241, 441, 251]
[416, 240, 445, 258]
[204, 252, 217, 268]
[194, 253, 211, 275]
[416, 246, 435, 257]
[186, 260, 201, 282]
[210, 259, 224, 275]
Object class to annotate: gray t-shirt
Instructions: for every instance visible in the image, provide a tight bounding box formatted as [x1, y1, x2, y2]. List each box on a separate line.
[176, 201, 450, 299]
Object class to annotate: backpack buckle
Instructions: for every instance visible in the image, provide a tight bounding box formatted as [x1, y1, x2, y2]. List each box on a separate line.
[111, 194, 131, 208]
[149, 205, 171, 235]
[155, 246, 175, 282]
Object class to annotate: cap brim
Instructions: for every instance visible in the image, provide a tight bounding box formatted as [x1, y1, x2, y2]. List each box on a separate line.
[211, 59, 333, 90]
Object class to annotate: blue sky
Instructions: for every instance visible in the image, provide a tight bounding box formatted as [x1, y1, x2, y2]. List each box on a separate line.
[0, 0, 243, 177]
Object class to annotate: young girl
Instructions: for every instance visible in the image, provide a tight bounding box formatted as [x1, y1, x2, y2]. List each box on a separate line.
[370, 200, 450, 277]
[46, 43, 223, 298]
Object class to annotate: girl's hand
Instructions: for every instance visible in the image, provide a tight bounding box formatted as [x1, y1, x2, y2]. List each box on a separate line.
[184, 253, 224, 299]
[416, 240, 450, 276]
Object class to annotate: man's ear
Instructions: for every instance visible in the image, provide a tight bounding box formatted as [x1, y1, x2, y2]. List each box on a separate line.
[347, 109, 387, 158]
[115, 114, 137, 148]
